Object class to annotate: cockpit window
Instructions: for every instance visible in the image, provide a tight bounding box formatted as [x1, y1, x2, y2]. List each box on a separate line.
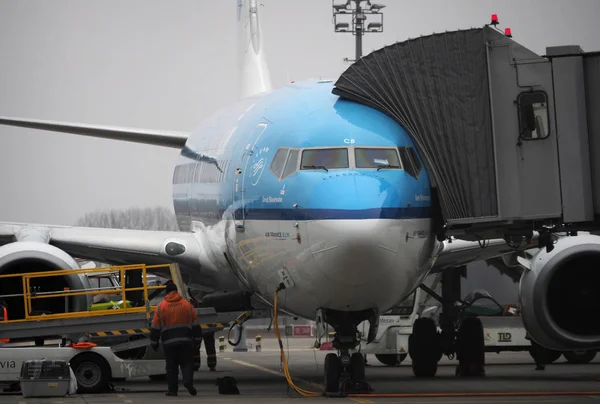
[270, 148, 289, 178]
[301, 148, 349, 170]
[355, 148, 402, 169]
[398, 146, 423, 179]
[282, 149, 299, 179]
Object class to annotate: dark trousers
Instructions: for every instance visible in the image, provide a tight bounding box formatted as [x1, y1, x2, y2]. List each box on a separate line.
[203, 332, 217, 369]
[164, 343, 194, 392]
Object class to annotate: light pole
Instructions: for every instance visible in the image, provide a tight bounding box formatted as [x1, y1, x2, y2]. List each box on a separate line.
[332, 0, 385, 62]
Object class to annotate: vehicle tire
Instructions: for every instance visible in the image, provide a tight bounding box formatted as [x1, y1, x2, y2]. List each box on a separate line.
[375, 353, 407, 367]
[324, 353, 341, 393]
[564, 350, 597, 364]
[350, 352, 366, 382]
[409, 317, 439, 377]
[70, 353, 111, 394]
[149, 374, 167, 381]
[455, 317, 485, 377]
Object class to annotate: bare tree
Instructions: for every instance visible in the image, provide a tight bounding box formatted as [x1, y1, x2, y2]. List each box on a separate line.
[75, 206, 179, 231]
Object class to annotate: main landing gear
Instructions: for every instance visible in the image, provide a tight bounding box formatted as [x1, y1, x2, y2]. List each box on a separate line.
[317, 309, 376, 395]
[410, 266, 486, 378]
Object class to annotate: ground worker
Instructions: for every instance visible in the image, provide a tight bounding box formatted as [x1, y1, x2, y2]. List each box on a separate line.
[150, 281, 202, 397]
[0, 299, 8, 344]
[202, 330, 217, 371]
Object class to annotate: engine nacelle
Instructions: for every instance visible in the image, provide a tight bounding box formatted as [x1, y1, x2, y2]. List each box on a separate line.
[0, 241, 92, 320]
[519, 234, 600, 351]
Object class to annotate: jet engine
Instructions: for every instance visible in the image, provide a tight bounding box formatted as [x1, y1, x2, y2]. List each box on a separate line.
[519, 234, 600, 351]
[0, 241, 92, 320]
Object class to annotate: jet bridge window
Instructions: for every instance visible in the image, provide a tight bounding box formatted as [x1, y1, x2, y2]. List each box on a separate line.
[301, 148, 349, 170]
[355, 148, 402, 169]
[518, 91, 550, 140]
[270, 148, 289, 178]
[398, 147, 422, 179]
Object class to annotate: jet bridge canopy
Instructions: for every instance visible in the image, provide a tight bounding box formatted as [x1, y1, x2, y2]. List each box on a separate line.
[334, 28, 497, 223]
[333, 25, 600, 240]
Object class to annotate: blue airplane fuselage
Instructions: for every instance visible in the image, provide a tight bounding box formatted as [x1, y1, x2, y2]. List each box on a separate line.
[171, 80, 436, 319]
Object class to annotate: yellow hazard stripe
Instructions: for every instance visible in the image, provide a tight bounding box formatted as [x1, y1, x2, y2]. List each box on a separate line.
[87, 323, 230, 337]
[201, 322, 230, 330]
[87, 328, 150, 337]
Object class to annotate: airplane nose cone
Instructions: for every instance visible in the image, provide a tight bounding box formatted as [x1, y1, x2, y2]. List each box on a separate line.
[308, 220, 404, 287]
[300, 173, 428, 312]
[304, 174, 412, 287]
[304, 174, 358, 210]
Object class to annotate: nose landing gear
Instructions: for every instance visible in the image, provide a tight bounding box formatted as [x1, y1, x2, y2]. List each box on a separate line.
[324, 349, 370, 394]
[321, 309, 375, 395]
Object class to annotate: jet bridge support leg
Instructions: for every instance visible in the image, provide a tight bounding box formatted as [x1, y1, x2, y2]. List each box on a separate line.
[411, 266, 485, 378]
[442, 266, 486, 377]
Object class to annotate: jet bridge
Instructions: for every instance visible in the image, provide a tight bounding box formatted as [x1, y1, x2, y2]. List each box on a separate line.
[333, 25, 600, 241]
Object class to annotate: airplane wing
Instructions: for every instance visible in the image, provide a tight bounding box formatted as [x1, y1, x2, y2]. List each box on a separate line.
[0, 116, 188, 149]
[430, 236, 539, 272]
[0, 221, 220, 273]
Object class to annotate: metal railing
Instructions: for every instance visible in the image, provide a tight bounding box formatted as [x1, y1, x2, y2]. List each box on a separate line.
[0, 263, 174, 323]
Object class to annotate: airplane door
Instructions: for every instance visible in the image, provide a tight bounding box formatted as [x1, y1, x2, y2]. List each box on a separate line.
[233, 123, 268, 229]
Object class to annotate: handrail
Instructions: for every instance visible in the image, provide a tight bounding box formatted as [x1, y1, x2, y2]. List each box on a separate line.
[0, 263, 174, 323]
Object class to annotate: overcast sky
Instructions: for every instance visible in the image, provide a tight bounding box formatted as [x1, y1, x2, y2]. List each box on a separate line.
[1, 0, 599, 226]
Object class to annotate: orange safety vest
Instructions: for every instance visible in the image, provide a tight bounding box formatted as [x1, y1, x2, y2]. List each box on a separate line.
[1, 306, 9, 343]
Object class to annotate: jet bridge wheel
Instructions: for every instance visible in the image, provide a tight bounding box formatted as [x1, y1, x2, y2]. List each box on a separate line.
[408, 317, 440, 377]
[455, 317, 485, 377]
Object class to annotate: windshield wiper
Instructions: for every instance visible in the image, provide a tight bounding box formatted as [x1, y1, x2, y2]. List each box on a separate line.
[302, 165, 328, 172]
[377, 164, 400, 171]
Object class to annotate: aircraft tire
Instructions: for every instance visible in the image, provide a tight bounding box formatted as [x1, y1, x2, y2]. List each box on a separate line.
[408, 317, 439, 377]
[455, 317, 485, 377]
[324, 353, 341, 393]
[375, 353, 407, 367]
[563, 350, 597, 364]
[350, 352, 366, 382]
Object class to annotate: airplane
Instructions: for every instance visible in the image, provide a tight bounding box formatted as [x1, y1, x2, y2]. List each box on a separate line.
[0, 0, 592, 393]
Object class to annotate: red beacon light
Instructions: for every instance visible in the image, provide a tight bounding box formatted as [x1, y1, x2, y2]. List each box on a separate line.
[490, 14, 499, 26]
[504, 27, 512, 38]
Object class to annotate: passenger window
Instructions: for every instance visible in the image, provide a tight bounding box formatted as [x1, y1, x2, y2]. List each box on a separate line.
[355, 148, 401, 169]
[282, 149, 299, 179]
[398, 147, 422, 179]
[518, 91, 550, 140]
[270, 148, 289, 178]
[301, 148, 349, 170]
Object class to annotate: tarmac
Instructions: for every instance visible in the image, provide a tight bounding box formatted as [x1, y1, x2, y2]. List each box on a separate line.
[3, 336, 600, 403]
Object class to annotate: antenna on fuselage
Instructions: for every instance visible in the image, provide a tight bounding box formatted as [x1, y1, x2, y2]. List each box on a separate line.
[237, 0, 272, 99]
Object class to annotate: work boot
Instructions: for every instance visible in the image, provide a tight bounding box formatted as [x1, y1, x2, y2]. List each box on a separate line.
[209, 367, 216, 372]
[184, 383, 197, 396]
[165, 391, 177, 396]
